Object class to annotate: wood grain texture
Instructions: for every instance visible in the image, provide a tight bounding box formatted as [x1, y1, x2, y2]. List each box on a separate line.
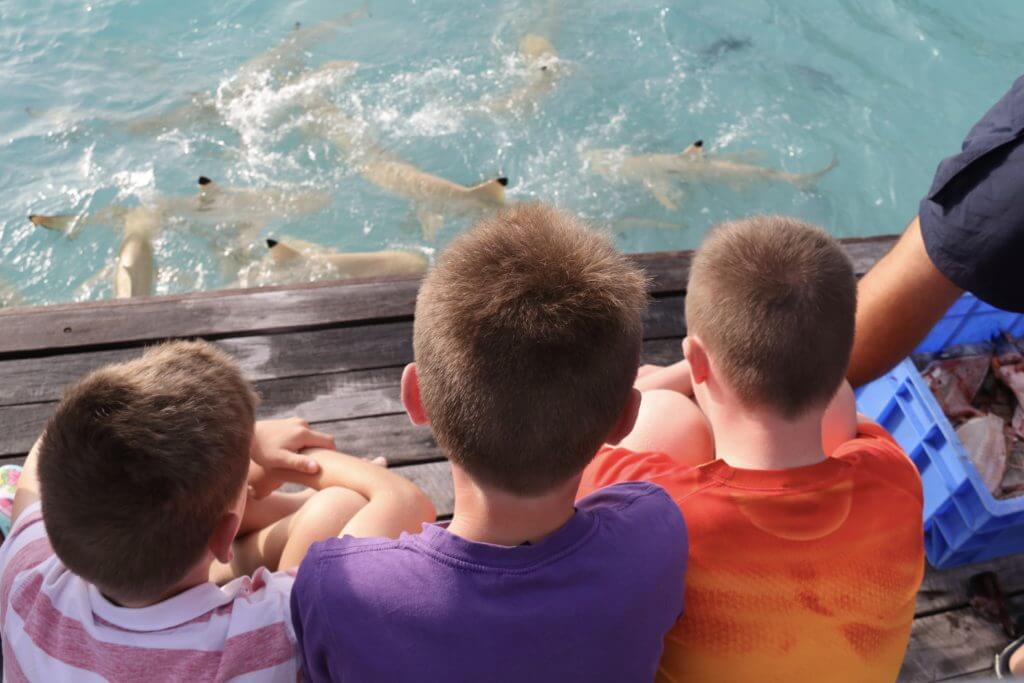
[0, 296, 684, 408]
[898, 595, 1019, 681]
[0, 238, 894, 357]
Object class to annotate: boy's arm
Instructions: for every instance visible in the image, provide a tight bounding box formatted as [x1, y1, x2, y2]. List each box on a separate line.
[12, 438, 42, 525]
[634, 359, 694, 396]
[286, 449, 437, 539]
[247, 417, 335, 499]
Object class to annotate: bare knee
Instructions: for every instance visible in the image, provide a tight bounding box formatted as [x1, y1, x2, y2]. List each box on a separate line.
[617, 389, 714, 467]
[294, 487, 367, 536]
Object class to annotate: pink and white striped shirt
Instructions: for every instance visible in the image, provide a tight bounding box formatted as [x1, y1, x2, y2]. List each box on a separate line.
[0, 503, 300, 682]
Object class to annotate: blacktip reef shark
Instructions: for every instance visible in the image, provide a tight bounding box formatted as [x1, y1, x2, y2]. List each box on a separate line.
[123, 1, 368, 135]
[584, 140, 838, 211]
[29, 177, 332, 297]
[29, 176, 330, 237]
[126, 58, 361, 135]
[264, 237, 428, 279]
[306, 100, 508, 241]
[229, 2, 370, 94]
[111, 207, 157, 298]
[28, 206, 159, 299]
[481, 34, 563, 116]
[359, 159, 508, 241]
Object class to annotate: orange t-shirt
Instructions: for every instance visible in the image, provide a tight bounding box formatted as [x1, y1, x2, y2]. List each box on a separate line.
[578, 422, 924, 683]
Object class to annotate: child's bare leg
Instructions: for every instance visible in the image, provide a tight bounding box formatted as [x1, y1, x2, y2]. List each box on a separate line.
[212, 488, 368, 582]
[276, 487, 371, 570]
[616, 389, 714, 467]
[238, 490, 315, 536]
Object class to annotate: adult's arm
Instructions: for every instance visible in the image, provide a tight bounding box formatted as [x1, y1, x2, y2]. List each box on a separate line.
[847, 216, 963, 388]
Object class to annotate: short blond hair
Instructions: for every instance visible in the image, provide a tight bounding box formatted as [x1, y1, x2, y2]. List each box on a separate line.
[38, 341, 258, 602]
[686, 215, 856, 418]
[414, 204, 648, 495]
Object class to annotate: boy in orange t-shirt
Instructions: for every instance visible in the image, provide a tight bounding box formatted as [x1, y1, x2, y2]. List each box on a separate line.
[579, 215, 924, 682]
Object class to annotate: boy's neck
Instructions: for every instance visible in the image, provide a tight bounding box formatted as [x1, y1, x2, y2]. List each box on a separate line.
[446, 465, 579, 546]
[107, 562, 212, 609]
[710, 404, 827, 471]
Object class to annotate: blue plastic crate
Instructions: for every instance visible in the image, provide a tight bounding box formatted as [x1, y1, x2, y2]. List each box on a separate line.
[856, 294, 1024, 568]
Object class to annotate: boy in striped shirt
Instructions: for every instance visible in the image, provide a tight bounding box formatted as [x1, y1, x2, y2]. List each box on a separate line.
[0, 340, 434, 681]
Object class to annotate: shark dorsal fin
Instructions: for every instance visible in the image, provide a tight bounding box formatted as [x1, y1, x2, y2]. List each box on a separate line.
[682, 139, 704, 157]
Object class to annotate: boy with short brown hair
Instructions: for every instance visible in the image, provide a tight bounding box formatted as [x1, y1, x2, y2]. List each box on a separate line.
[291, 204, 688, 682]
[1, 340, 434, 681]
[581, 215, 925, 682]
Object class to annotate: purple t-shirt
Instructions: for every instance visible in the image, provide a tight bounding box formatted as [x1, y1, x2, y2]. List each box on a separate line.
[291, 481, 687, 682]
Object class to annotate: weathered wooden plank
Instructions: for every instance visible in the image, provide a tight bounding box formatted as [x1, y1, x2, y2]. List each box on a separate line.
[314, 414, 439, 466]
[0, 238, 894, 358]
[899, 595, 1019, 681]
[939, 669, 1000, 681]
[0, 333, 686, 458]
[0, 295, 684, 407]
[0, 365, 412, 457]
[916, 555, 1024, 616]
[0, 277, 422, 357]
[0, 405, 51, 459]
[0, 321, 414, 408]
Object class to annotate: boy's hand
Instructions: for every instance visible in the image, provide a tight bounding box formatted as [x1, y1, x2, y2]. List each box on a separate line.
[249, 418, 335, 499]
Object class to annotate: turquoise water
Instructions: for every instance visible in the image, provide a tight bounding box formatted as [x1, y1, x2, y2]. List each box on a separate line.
[2, 0, 1023, 305]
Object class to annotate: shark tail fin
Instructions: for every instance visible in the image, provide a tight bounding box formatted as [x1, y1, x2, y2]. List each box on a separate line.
[29, 214, 78, 233]
[469, 177, 508, 205]
[795, 153, 839, 190]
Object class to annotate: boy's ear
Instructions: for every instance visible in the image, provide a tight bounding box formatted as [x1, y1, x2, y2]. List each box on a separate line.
[401, 363, 430, 426]
[208, 511, 242, 564]
[606, 388, 641, 445]
[683, 336, 710, 385]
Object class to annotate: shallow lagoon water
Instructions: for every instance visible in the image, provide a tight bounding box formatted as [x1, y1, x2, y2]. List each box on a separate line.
[1, 0, 1023, 305]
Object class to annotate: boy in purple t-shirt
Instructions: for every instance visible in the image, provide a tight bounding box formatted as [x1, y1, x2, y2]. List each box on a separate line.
[291, 204, 686, 682]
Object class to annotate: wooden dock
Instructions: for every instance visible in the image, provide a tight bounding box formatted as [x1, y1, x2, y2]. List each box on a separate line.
[0, 234, 1013, 681]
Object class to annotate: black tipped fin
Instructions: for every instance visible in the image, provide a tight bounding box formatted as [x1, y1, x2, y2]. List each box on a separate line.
[198, 176, 212, 186]
[496, 177, 509, 186]
[693, 139, 704, 148]
[266, 238, 279, 248]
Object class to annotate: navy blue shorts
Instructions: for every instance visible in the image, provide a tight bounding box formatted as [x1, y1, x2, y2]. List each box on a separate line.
[919, 75, 1024, 312]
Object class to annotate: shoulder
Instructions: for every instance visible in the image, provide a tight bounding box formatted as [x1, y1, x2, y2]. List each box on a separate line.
[579, 446, 688, 498]
[581, 481, 687, 548]
[832, 421, 923, 502]
[0, 501, 57, 604]
[579, 480, 679, 515]
[293, 535, 408, 601]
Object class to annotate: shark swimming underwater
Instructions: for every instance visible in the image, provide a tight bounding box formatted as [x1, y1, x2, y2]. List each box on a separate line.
[122, 3, 368, 135]
[266, 238, 428, 278]
[359, 159, 508, 241]
[306, 100, 508, 241]
[112, 207, 157, 298]
[584, 140, 838, 211]
[29, 176, 330, 236]
[235, 237, 429, 287]
[29, 177, 333, 296]
[481, 33, 562, 117]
